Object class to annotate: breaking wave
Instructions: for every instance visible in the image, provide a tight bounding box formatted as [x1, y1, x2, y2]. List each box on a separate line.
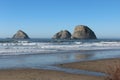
[0, 39, 120, 55]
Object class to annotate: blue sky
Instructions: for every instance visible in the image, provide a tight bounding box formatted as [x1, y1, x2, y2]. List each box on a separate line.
[0, 0, 120, 38]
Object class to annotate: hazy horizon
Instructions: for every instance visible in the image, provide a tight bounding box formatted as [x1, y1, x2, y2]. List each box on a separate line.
[0, 0, 120, 39]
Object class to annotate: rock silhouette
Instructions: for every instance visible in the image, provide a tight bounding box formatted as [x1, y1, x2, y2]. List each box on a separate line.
[12, 30, 30, 39]
[72, 25, 97, 39]
[52, 30, 71, 39]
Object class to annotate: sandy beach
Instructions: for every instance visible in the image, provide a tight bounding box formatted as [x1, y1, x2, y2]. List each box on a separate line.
[59, 58, 120, 73]
[0, 69, 105, 80]
[1, 58, 120, 80]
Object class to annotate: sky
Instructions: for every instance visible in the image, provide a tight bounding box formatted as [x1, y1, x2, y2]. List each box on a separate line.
[0, 0, 120, 38]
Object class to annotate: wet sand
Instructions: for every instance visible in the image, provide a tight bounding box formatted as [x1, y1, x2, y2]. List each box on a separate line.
[0, 69, 104, 80]
[0, 58, 120, 80]
[59, 58, 120, 73]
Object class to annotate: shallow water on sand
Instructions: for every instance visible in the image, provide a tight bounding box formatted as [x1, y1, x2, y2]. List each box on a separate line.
[0, 49, 120, 69]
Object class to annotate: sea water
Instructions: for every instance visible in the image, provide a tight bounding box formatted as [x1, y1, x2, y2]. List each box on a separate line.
[0, 38, 120, 69]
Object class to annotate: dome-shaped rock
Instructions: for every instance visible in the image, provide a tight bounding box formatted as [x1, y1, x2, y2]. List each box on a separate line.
[12, 30, 30, 39]
[72, 25, 97, 39]
[52, 30, 71, 39]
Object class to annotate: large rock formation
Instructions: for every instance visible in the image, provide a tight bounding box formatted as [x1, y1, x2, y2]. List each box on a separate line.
[72, 25, 97, 39]
[52, 30, 71, 39]
[12, 30, 30, 39]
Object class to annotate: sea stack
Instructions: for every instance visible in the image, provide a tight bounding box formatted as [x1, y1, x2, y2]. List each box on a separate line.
[12, 30, 30, 39]
[52, 30, 71, 39]
[72, 25, 97, 39]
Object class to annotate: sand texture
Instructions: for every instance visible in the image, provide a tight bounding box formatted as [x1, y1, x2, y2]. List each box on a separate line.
[0, 69, 104, 80]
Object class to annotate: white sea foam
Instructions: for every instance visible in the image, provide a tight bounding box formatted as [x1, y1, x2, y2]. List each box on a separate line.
[0, 40, 120, 55]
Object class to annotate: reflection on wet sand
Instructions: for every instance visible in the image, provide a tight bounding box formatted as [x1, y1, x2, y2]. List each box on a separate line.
[57, 52, 94, 63]
[74, 53, 94, 60]
[0, 49, 120, 69]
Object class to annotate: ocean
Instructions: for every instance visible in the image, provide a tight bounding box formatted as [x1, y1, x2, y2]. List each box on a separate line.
[0, 38, 120, 69]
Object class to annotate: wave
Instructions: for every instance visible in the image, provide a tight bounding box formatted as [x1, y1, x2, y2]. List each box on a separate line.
[0, 40, 120, 55]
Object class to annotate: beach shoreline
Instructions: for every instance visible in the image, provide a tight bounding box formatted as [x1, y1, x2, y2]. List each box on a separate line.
[58, 58, 120, 73]
[1, 58, 120, 80]
[0, 68, 105, 80]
